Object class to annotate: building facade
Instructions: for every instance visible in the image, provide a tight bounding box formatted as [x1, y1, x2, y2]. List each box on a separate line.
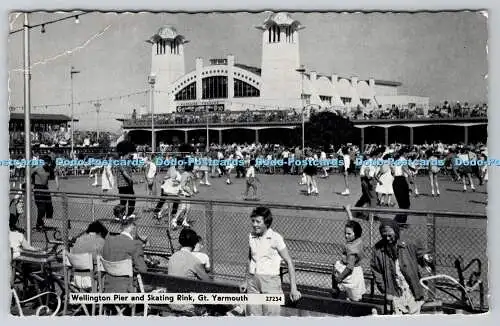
[147, 12, 429, 116]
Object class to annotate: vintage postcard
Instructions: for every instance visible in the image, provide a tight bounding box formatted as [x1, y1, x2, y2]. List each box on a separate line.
[7, 10, 488, 317]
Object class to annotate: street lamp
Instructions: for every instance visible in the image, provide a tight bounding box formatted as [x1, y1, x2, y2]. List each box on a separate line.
[94, 102, 101, 143]
[296, 65, 306, 153]
[148, 74, 157, 153]
[70, 66, 80, 159]
[206, 106, 210, 153]
[23, 13, 33, 244]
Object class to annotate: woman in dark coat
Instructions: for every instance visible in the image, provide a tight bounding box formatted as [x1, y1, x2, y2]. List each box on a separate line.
[371, 219, 432, 314]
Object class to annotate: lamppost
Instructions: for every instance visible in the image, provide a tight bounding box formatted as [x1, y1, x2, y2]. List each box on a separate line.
[23, 13, 32, 244]
[296, 65, 306, 153]
[206, 106, 210, 153]
[94, 102, 101, 144]
[148, 74, 156, 154]
[70, 66, 80, 159]
[14, 12, 86, 245]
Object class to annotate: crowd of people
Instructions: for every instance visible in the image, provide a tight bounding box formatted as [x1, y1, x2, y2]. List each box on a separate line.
[9, 125, 117, 149]
[125, 101, 487, 127]
[130, 109, 303, 126]
[8, 124, 488, 316]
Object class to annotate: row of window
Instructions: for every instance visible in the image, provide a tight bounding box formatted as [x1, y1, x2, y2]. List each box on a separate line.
[340, 97, 372, 105]
[174, 81, 370, 104]
[267, 26, 295, 43]
[174, 77, 260, 101]
[156, 39, 181, 55]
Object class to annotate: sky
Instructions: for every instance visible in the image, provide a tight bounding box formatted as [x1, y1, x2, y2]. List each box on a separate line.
[7, 11, 488, 132]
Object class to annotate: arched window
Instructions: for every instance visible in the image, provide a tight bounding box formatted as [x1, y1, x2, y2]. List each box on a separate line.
[340, 97, 352, 105]
[268, 25, 281, 43]
[170, 39, 179, 54]
[234, 78, 260, 97]
[175, 82, 196, 101]
[285, 26, 293, 43]
[202, 76, 228, 99]
[360, 99, 371, 106]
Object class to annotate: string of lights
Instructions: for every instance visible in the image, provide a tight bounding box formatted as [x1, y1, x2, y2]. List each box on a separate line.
[9, 11, 91, 35]
[9, 90, 149, 110]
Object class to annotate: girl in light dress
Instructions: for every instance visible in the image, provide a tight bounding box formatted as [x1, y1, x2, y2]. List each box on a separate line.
[375, 154, 395, 206]
[101, 156, 116, 201]
[154, 162, 182, 221]
[332, 206, 366, 301]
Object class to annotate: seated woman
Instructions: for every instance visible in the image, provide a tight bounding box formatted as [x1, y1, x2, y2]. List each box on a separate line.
[70, 221, 109, 289]
[332, 208, 366, 301]
[9, 214, 43, 292]
[168, 228, 210, 315]
[10, 214, 42, 260]
[71, 220, 108, 260]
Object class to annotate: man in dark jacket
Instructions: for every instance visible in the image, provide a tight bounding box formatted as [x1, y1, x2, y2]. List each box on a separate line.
[371, 219, 432, 314]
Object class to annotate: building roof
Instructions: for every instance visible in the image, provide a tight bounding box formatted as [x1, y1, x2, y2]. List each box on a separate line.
[9, 113, 77, 122]
[235, 63, 262, 76]
[256, 12, 304, 30]
[305, 73, 401, 87]
[148, 25, 189, 44]
[374, 79, 402, 87]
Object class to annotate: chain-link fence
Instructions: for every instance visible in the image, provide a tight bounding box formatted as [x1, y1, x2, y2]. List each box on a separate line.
[14, 190, 488, 311]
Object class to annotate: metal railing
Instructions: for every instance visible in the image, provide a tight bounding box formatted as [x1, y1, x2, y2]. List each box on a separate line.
[15, 189, 488, 311]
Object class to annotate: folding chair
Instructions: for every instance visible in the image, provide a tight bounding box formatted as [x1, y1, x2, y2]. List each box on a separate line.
[63, 251, 97, 315]
[97, 256, 146, 316]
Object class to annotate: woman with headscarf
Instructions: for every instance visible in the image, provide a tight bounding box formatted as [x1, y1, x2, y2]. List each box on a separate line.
[371, 219, 432, 315]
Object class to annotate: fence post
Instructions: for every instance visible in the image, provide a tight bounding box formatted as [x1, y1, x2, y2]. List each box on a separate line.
[91, 198, 95, 221]
[205, 202, 214, 275]
[425, 213, 437, 301]
[369, 212, 374, 248]
[427, 214, 437, 266]
[62, 194, 69, 316]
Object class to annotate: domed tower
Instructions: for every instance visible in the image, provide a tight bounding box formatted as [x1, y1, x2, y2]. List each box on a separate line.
[147, 26, 189, 113]
[256, 12, 304, 109]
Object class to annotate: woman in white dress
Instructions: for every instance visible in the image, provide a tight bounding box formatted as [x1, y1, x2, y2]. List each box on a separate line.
[101, 158, 115, 201]
[375, 154, 394, 206]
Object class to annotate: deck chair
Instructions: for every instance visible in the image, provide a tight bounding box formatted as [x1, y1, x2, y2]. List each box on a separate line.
[97, 256, 146, 316]
[64, 251, 97, 316]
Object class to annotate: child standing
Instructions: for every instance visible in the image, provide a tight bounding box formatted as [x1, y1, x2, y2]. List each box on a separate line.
[244, 159, 260, 200]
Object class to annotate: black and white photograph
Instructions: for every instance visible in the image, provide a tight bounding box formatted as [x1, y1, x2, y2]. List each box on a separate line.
[6, 10, 488, 317]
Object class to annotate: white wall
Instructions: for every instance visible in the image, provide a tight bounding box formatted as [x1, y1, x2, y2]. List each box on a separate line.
[373, 84, 397, 96]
